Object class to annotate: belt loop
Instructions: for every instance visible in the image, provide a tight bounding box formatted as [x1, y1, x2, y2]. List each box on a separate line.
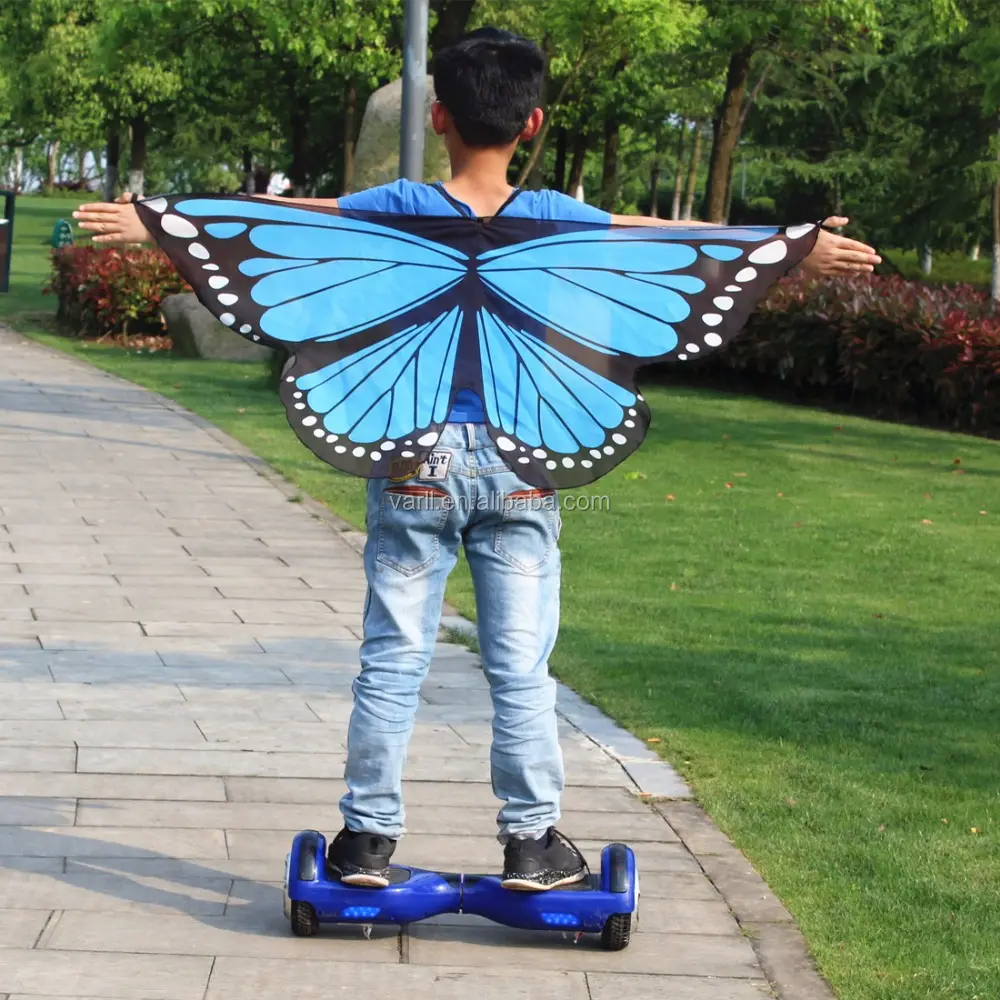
[465, 422, 475, 449]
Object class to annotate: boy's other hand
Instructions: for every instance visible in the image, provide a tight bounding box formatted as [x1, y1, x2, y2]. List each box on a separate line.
[73, 193, 152, 244]
[800, 216, 881, 278]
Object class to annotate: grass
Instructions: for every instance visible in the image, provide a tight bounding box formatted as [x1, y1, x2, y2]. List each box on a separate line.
[883, 247, 992, 289]
[0, 193, 96, 324]
[8, 194, 1000, 1000]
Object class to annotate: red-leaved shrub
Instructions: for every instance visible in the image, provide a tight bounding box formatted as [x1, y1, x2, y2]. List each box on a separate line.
[46, 245, 190, 339]
[713, 274, 1000, 434]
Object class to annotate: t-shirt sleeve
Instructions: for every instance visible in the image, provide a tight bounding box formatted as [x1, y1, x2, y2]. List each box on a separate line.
[537, 190, 612, 224]
[337, 179, 413, 213]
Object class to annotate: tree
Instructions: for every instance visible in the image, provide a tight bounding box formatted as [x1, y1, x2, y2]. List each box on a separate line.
[964, 11, 1000, 303]
[694, 0, 879, 222]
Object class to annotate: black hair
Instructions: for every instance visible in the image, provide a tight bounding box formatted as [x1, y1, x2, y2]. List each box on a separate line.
[432, 27, 544, 147]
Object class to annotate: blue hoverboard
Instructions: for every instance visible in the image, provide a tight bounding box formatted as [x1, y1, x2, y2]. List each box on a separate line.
[283, 830, 638, 950]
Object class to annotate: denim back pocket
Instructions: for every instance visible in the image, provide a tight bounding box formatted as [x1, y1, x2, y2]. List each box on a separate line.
[494, 488, 560, 573]
[376, 484, 453, 576]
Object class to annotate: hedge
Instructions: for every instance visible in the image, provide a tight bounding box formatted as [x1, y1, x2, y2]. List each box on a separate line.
[680, 274, 1000, 436]
[46, 248, 1000, 435]
[46, 245, 190, 339]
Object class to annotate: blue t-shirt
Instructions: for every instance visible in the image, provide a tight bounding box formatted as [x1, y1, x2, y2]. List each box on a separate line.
[338, 179, 611, 423]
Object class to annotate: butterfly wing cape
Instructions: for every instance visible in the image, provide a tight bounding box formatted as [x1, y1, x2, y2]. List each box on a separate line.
[136, 194, 820, 489]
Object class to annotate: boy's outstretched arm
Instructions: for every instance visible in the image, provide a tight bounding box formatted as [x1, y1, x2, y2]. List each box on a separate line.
[74, 194, 152, 244]
[612, 212, 881, 278]
[74, 192, 341, 244]
[253, 193, 339, 208]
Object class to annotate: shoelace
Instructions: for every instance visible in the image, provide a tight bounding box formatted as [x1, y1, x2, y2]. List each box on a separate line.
[548, 827, 591, 879]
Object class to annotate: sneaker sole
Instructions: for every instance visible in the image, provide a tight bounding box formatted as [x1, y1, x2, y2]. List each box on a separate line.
[338, 871, 390, 888]
[500, 871, 587, 892]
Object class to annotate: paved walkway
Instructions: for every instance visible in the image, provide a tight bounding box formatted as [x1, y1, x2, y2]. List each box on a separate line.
[0, 329, 817, 1000]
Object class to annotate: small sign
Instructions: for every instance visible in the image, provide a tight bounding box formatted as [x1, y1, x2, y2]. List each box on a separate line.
[50, 218, 74, 249]
[0, 190, 13, 294]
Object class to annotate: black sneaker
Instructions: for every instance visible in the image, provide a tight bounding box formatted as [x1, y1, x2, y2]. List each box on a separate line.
[327, 828, 396, 888]
[501, 828, 587, 891]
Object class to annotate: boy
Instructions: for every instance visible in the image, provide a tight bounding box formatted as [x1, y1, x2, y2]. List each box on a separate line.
[76, 28, 880, 890]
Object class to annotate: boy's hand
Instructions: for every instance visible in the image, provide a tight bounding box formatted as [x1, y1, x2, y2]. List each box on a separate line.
[800, 216, 880, 278]
[73, 193, 152, 244]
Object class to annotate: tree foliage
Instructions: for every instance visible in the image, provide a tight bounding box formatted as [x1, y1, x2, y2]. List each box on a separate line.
[3, 0, 1000, 285]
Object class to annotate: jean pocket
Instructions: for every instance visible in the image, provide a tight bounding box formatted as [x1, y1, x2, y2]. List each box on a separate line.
[494, 488, 559, 573]
[376, 484, 452, 576]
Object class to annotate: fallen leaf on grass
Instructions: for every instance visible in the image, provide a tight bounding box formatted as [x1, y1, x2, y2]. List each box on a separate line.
[921, 519, 933, 525]
[878, 824, 886, 832]
[725, 482, 734, 489]
[923, 492, 933, 500]
[786, 798, 797, 807]
[722, 434, 730, 439]
[237, 408, 246, 414]
[941, 818, 949, 825]
[834, 425, 842, 432]
[665, 494, 675, 502]
[624, 471, 646, 481]
[670, 582, 679, 591]
[172, 384, 182, 389]
[980, 510, 988, 516]
[953, 468, 966, 475]
[792, 521, 803, 528]
[776, 491, 784, 498]
[954, 457, 962, 465]
[646, 737, 661, 744]
[971, 827, 980, 834]
[872, 613, 883, 618]
[734, 472, 747, 477]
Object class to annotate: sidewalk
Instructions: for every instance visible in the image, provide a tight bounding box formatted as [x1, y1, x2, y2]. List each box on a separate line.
[0, 327, 823, 1000]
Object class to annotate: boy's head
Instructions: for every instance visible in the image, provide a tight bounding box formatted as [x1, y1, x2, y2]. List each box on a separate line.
[432, 27, 544, 150]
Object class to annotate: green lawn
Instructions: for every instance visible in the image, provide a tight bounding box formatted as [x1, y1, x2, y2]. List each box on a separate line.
[883, 247, 992, 289]
[7, 195, 1000, 1000]
[0, 193, 96, 324]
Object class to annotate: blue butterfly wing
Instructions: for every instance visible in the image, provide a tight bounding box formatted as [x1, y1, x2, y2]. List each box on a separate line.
[279, 307, 464, 478]
[135, 194, 473, 479]
[476, 309, 648, 488]
[477, 223, 820, 363]
[134, 194, 467, 349]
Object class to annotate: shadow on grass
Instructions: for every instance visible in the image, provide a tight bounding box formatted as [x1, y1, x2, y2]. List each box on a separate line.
[553, 614, 998, 796]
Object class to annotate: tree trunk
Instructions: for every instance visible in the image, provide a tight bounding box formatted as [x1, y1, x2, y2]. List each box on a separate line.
[554, 127, 567, 193]
[600, 113, 620, 212]
[598, 56, 627, 212]
[342, 80, 357, 194]
[649, 161, 661, 218]
[77, 148, 87, 185]
[993, 111, 1000, 309]
[671, 121, 686, 220]
[127, 115, 147, 197]
[45, 140, 60, 194]
[704, 44, 754, 223]
[567, 130, 587, 197]
[12, 146, 23, 193]
[429, 0, 476, 55]
[289, 105, 309, 196]
[723, 155, 735, 223]
[970, 242, 980, 261]
[103, 127, 120, 201]
[920, 244, 932, 275]
[682, 121, 703, 220]
[516, 54, 582, 187]
[242, 147, 253, 194]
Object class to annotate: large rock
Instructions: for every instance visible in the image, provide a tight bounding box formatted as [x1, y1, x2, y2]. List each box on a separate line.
[161, 293, 275, 362]
[349, 76, 451, 192]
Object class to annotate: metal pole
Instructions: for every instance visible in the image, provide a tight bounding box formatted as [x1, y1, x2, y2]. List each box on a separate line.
[400, 0, 429, 181]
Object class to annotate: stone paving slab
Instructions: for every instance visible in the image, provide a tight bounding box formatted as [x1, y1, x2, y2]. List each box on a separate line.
[0, 329, 827, 999]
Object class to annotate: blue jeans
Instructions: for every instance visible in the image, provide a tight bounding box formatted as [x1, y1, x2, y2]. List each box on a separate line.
[340, 423, 563, 840]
